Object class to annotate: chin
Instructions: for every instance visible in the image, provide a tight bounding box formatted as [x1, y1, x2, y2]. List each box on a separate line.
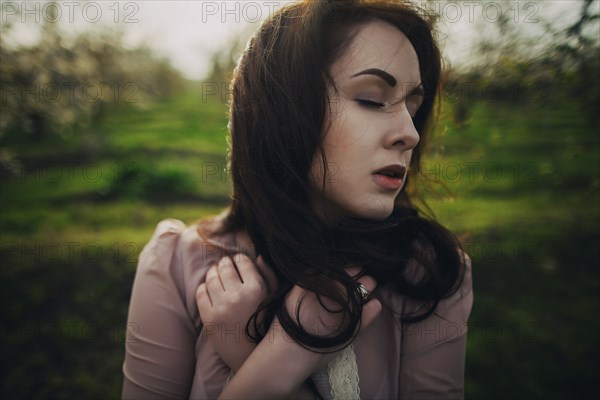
[361, 209, 394, 221]
[347, 199, 395, 221]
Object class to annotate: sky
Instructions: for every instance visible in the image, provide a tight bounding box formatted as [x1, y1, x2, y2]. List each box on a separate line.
[1, 0, 595, 80]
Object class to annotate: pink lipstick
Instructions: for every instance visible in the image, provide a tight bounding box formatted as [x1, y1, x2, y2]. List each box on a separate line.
[372, 164, 406, 191]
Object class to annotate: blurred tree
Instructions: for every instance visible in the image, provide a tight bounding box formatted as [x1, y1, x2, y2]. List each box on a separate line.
[203, 23, 257, 106]
[0, 5, 185, 144]
[549, 0, 600, 126]
[442, 0, 599, 127]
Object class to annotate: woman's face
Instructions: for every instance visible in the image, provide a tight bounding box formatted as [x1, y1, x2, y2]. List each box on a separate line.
[310, 20, 423, 223]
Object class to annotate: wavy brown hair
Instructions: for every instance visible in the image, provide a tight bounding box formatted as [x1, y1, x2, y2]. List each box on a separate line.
[212, 0, 465, 349]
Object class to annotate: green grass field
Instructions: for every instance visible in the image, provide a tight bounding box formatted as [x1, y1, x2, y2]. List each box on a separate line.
[1, 87, 598, 399]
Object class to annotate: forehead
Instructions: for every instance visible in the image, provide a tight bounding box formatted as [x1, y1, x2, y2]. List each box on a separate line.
[330, 19, 421, 86]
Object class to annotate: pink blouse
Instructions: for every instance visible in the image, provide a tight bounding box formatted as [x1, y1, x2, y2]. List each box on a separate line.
[121, 218, 473, 399]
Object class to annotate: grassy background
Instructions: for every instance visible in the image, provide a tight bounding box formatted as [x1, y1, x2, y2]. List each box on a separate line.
[1, 87, 598, 399]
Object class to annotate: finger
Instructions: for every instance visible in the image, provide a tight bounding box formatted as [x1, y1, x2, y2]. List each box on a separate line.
[195, 283, 212, 320]
[344, 264, 377, 301]
[255, 255, 279, 293]
[354, 274, 381, 332]
[345, 265, 364, 279]
[217, 256, 242, 290]
[355, 275, 377, 295]
[205, 264, 224, 302]
[231, 253, 256, 284]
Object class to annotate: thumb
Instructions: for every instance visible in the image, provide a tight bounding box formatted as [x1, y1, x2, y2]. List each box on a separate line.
[358, 298, 382, 333]
[350, 272, 381, 333]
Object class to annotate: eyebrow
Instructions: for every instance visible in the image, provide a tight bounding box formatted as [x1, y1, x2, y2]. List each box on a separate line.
[350, 68, 397, 87]
[400, 83, 425, 104]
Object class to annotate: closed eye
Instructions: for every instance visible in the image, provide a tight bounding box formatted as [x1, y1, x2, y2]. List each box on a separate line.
[355, 99, 385, 108]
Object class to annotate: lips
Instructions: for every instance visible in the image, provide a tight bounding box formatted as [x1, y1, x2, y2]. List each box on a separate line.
[372, 164, 407, 191]
[373, 164, 406, 179]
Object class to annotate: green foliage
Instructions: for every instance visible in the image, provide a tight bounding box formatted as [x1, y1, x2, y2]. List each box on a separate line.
[0, 87, 231, 398]
[2, 2, 598, 397]
[97, 163, 197, 202]
[444, 0, 600, 129]
[427, 98, 599, 399]
[1, 87, 598, 398]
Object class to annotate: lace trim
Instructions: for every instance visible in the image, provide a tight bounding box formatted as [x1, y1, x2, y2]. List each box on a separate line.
[328, 344, 360, 400]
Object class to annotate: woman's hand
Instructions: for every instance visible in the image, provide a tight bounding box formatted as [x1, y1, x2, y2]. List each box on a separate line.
[219, 267, 382, 399]
[278, 266, 382, 371]
[196, 253, 278, 373]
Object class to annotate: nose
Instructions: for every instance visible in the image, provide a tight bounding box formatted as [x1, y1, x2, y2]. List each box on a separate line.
[383, 105, 420, 150]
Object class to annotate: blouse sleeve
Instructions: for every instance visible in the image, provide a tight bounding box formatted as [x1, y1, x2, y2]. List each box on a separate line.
[121, 219, 229, 399]
[398, 251, 473, 399]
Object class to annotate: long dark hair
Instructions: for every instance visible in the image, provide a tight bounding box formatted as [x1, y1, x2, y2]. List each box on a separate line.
[207, 0, 465, 350]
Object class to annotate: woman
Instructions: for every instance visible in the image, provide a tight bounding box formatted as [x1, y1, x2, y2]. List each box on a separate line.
[121, 1, 473, 399]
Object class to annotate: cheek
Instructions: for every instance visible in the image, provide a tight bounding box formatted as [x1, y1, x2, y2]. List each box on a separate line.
[323, 120, 347, 149]
[316, 101, 372, 188]
[323, 120, 371, 163]
[316, 118, 350, 180]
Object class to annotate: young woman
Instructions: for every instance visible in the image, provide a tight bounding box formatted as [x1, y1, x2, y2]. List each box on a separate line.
[121, 1, 473, 399]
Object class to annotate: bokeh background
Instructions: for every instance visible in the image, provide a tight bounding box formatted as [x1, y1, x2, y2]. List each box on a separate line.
[1, 0, 598, 398]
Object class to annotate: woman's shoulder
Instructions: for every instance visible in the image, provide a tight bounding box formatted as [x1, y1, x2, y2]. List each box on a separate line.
[135, 218, 186, 276]
[395, 248, 473, 355]
[136, 216, 241, 324]
[141, 218, 186, 251]
[139, 215, 237, 267]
